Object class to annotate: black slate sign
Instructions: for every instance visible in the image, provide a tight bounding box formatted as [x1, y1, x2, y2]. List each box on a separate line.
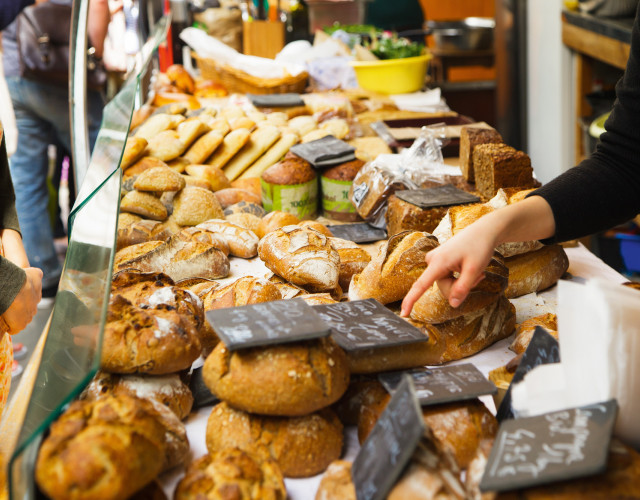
[290, 135, 356, 168]
[378, 363, 497, 406]
[188, 366, 219, 409]
[248, 93, 305, 108]
[480, 400, 618, 492]
[352, 374, 425, 500]
[496, 327, 560, 422]
[205, 298, 330, 351]
[325, 223, 387, 243]
[395, 185, 480, 209]
[313, 299, 428, 352]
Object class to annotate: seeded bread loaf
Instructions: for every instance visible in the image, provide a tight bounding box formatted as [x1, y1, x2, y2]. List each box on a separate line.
[505, 244, 569, 298]
[459, 126, 503, 182]
[473, 143, 534, 199]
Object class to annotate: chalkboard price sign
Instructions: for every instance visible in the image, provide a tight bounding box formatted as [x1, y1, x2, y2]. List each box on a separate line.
[395, 185, 480, 209]
[480, 399, 618, 492]
[206, 298, 330, 350]
[378, 363, 497, 406]
[497, 327, 560, 422]
[352, 374, 425, 500]
[188, 366, 219, 409]
[325, 223, 387, 243]
[313, 299, 429, 351]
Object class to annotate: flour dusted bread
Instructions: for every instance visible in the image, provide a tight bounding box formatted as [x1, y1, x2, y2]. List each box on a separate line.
[258, 225, 340, 292]
[203, 336, 349, 416]
[197, 219, 259, 258]
[349, 231, 438, 304]
[174, 448, 286, 500]
[200, 276, 281, 311]
[206, 402, 344, 478]
[35, 394, 167, 500]
[505, 244, 569, 298]
[410, 254, 509, 324]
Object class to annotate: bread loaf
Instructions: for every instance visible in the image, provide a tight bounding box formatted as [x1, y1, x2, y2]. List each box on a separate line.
[329, 237, 371, 291]
[332, 377, 383, 426]
[114, 241, 165, 270]
[298, 293, 338, 305]
[146, 130, 188, 161]
[511, 312, 558, 354]
[201, 276, 281, 310]
[299, 220, 333, 237]
[206, 402, 344, 478]
[172, 187, 224, 226]
[196, 219, 259, 258]
[35, 394, 166, 500]
[473, 143, 535, 199]
[459, 126, 503, 182]
[171, 226, 230, 255]
[174, 448, 286, 500]
[224, 200, 266, 218]
[505, 244, 569, 298]
[101, 295, 202, 374]
[120, 191, 168, 221]
[184, 164, 231, 191]
[258, 225, 340, 292]
[349, 231, 438, 304]
[116, 219, 171, 251]
[117, 212, 142, 231]
[386, 193, 450, 237]
[256, 210, 300, 238]
[133, 166, 186, 192]
[409, 254, 509, 324]
[203, 336, 349, 416]
[225, 212, 262, 232]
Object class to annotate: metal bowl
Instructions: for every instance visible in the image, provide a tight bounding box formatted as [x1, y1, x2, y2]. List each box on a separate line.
[426, 17, 495, 52]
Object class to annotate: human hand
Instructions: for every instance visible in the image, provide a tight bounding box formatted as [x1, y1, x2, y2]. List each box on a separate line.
[3, 267, 43, 334]
[401, 219, 498, 316]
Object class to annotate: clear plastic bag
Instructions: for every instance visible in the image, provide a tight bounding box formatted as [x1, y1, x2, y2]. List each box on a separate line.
[349, 126, 448, 227]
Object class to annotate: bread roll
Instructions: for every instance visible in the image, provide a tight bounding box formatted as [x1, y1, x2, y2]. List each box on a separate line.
[172, 187, 224, 226]
[35, 394, 166, 500]
[226, 212, 262, 232]
[505, 244, 569, 298]
[349, 231, 438, 304]
[116, 219, 171, 251]
[410, 254, 509, 324]
[175, 448, 286, 500]
[231, 177, 262, 197]
[133, 166, 186, 192]
[117, 212, 142, 230]
[83, 371, 193, 420]
[288, 115, 317, 136]
[101, 295, 202, 374]
[329, 237, 371, 291]
[510, 312, 558, 354]
[265, 273, 308, 299]
[320, 118, 349, 139]
[201, 276, 281, 310]
[214, 187, 262, 208]
[166, 64, 195, 93]
[184, 164, 231, 191]
[206, 402, 343, 478]
[203, 337, 349, 416]
[181, 175, 212, 190]
[121, 137, 148, 169]
[135, 113, 183, 141]
[146, 130, 188, 161]
[348, 136, 392, 163]
[229, 116, 256, 131]
[176, 117, 210, 148]
[258, 225, 340, 292]
[124, 156, 169, 178]
[196, 219, 259, 258]
[120, 191, 168, 221]
[256, 210, 300, 238]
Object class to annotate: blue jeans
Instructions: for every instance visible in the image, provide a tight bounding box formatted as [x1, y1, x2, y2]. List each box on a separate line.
[6, 76, 104, 289]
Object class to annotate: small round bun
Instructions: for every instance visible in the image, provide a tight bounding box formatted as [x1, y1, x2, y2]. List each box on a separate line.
[203, 337, 349, 416]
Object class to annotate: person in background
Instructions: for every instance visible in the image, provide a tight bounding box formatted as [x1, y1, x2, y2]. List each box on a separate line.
[1, 0, 110, 299]
[401, 4, 640, 316]
[0, 129, 43, 415]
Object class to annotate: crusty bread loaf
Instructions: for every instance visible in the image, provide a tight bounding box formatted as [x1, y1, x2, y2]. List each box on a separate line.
[196, 219, 259, 258]
[129, 481, 167, 500]
[298, 293, 338, 305]
[121, 137, 148, 169]
[83, 371, 193, 420]
[349, 231, 438, 304]
[116, 219, 171, 251]
[329, 237, 371, 291]
[172, 187, 224, 226]
[410, 254, 509, 324]
[200, 276, 281, 311]
[120, 191, 168, 221]
[473, 143, 535, 199]
[206, 402, 344, 478]
[298, 220, 333, 237]
[258, 225, 340, 292]
[505, 244, 568, 298]
[261, 154, 315, 185]
[171, 226, 230, 255]
[265, 273, 307, 299]
[101, 295, 202, 375]
[35, 394, 166, 500]
[184, 164, 231, 192]
[174, 448, 286, 500]
[117, 212, 142, 231]
[203, 336, 350, 416]
[315, 461, 356, 500]
[114, 241, 165, 270]
[226, 213, 262, 232]
[256, 210, 301, 238]
[332, 377, 383, 426]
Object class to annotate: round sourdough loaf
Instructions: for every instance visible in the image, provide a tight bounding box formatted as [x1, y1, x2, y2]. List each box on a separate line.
[174, 448, 286, 500]
[203, 337, 349, 416]
[206, 402, 344, 478]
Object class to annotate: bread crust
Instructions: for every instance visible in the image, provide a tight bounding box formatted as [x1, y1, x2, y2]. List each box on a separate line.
[200, 276, 282, 311]
[172, 187, 224, 226]
[256, 211, 301, 238]
[196, 219, 259, 258]
[505, 244, 569, 298]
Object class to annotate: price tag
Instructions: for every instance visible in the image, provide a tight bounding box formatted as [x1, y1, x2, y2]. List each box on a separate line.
[497, 327, 560, 422]
[378, 364, 497, 406]
[325, 223, 387, 243]
[248, 93, 305, 108]
[352, 374, 425, 500]
[395, 185, 480, 209]
[290, 136, 356, 168]
[480, 400, 618, 492]
[205, 298, 330, 351]
[313, 299, 428, 351]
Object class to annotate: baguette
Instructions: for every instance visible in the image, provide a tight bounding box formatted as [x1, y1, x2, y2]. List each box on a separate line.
[349, 231, 438, 304]
[207, 128, 251, 169]
[239, 132, 300, 179]
[258, 225, 340, 292]
[223, 125, 282, 180]
[505, 244, 569, 298]
[196, 219, 259, 258]
[409, 254, 509, 324]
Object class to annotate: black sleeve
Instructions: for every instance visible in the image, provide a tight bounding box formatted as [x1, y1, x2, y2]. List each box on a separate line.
[531, 4, 640, 244]
[0, 0, 35, 30]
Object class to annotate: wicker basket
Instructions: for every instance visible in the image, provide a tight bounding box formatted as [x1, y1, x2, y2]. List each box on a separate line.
[195, 54, 308, 95]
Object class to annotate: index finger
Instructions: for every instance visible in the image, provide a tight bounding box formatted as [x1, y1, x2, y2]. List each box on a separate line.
[401, 260, 454, 317]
